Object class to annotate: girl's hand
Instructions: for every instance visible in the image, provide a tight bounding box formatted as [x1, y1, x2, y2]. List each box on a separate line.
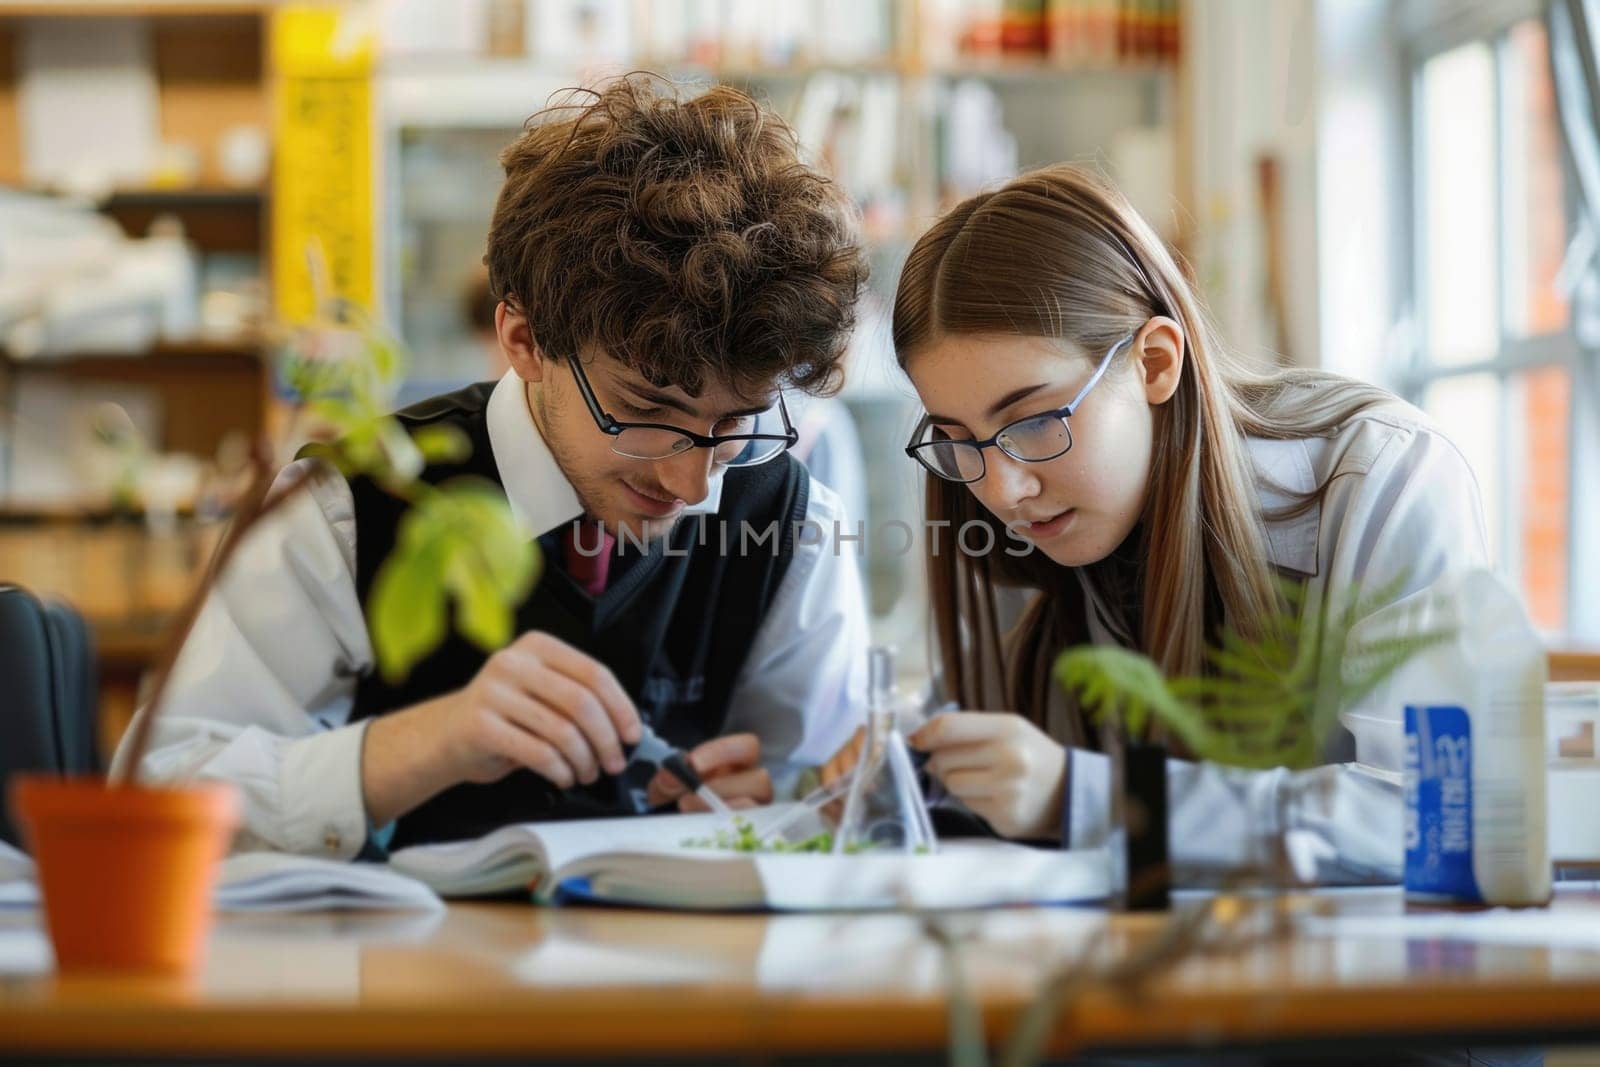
[907, 712, 1067, 840]
[819, 726, 867, 788]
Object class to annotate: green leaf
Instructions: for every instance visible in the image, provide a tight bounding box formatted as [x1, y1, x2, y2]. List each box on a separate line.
[368, 529, 447, 684]
[280, 350, 343, 403]
[308, 395, 361, 432]
[335, 418, 382, 473]
[1337, 627, 1454, 713]
[447, 548, 515, 652]
[283, 315, 552, 685]
[1051, 567, 1457, 771]
[368, 483, 542, 675]
[439, 478, 541, 601]
[365, 329, 406, 387]
[412, 424, 473, 465]
[1053, 646, 1212, 751]
[375, 418, 424, 488]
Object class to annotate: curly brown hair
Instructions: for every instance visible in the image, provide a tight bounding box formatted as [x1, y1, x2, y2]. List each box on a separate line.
[485, 75, 866, 400]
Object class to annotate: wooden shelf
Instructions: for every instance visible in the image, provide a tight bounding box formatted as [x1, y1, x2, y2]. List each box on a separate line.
[928, 56, 1176, 78]
[101, 187, 267, 253]
[1552, 649, 1600, 682]
[0, 12, 267, 190]
[99, 185, 265, 207]
[1, 337, 270, 456]
[0, 2, 272, 16]
[0, 500, 203, 524]
[383, 54, 1177, 84]
[1, 335, 267, 367]
[655, 59, 908, 81]
[3, 185, 267, 251]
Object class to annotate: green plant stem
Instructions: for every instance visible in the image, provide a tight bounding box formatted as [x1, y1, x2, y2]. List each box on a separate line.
[110, 450, 317, 787]
[997, 884, 1296, 1067]
[924, 919, 990, 1067]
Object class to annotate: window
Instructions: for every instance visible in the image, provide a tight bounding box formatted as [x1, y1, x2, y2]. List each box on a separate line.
[1410, 16, 1591, 637]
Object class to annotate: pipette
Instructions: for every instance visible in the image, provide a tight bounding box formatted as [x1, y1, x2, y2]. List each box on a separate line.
[629, 724, 735, 817]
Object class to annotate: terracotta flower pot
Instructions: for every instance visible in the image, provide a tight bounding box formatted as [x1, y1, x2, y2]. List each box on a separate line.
[9, 775, 240, 974]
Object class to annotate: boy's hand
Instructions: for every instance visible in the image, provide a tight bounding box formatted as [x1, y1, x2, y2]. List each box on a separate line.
[437, 631, 642, 789]
[646, 733, 772, 812]
[362, 631, 644, 827]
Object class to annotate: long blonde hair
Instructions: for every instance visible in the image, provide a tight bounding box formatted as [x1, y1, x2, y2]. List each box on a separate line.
[893, 165, 1391, 748]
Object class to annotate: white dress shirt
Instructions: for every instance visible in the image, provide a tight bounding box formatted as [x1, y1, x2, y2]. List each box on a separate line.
[111, 371, 870, 857]
[1054, 401, 1492, 884]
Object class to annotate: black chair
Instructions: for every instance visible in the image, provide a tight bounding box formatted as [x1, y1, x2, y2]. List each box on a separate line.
[0, 585, 100, 846]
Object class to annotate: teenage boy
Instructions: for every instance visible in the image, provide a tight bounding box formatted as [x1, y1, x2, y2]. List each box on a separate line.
[113, 78, 871, 856]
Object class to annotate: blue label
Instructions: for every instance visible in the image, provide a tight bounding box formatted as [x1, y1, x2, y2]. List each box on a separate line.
[1404, 705, 1481, 902]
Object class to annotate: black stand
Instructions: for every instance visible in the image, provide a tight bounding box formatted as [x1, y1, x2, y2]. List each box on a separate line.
[1120, 740, 1170, 911]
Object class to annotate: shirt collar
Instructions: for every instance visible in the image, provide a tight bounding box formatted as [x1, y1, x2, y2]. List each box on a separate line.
[484, 370, 725, 538]
[1248, 435, 1321, 578]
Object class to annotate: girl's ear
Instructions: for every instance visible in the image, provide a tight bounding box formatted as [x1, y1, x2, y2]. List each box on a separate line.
[1134, 316, 1185, 406]
[496, 301, 549, 383]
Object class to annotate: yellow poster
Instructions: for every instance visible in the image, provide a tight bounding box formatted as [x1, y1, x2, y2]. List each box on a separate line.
[271, 6, 374, 324]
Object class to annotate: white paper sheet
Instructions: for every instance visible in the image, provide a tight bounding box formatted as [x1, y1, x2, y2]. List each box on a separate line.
[0, 846, 442, 914]
[0, 927, 52, 975]
[19, 18, 159, 189]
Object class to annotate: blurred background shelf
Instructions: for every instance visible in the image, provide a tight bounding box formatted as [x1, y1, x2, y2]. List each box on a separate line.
[0, 0, 1189, 729]
[3, 0, 1596, 744]
[1, 338, 270, 457]
[96, 187, 267, 254]
[0, 2, 271, 14]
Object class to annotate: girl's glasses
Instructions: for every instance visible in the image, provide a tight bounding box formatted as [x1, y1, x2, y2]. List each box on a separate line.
[904, 332, 1135, 484]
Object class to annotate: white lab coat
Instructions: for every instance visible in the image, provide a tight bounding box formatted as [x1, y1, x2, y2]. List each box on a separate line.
[1052, 401, 1491, 884]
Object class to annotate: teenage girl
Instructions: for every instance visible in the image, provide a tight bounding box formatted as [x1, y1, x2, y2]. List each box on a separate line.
[882, 165, 1488, 881]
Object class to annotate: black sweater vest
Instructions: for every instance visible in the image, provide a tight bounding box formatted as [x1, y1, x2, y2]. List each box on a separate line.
[343, 383, 809, 848]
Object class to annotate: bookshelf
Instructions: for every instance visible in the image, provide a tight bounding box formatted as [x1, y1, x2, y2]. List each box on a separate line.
[0, 0, 1190, 722]
[378, 1, 1186, 648]
[382, 1, 1185, 383]
[0, 7, 270, 186]
[0, 3, 274, 432]
[0, 3, 277, 729]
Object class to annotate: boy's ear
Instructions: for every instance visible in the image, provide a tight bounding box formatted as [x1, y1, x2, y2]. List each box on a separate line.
[496, 301, 548, 383]
[1135, 316, 1185, 406]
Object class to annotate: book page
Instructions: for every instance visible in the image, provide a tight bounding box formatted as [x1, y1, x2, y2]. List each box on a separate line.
[20, 18, 159, 188]
[578, 841, 1111, 911]
[388, 807, 768, 896]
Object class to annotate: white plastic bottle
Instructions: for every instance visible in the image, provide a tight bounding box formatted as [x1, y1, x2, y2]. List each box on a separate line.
[1402, 569, 1550, 905]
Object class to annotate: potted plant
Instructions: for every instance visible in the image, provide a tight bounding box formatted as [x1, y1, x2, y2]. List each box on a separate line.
[924, 578, 1456, 1067]
[9, 305, 539, 973]
[1054, 577, 1451, 908]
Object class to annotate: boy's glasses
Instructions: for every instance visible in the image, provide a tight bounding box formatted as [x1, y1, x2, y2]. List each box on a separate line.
[566, 356, 798, 467]
[904, 333, 1135, 484]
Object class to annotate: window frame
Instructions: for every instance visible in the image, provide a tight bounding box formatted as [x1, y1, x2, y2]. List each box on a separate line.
[1402, 8, 1597, 639]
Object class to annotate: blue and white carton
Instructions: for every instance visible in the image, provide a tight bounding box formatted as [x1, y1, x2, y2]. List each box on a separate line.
[1401, 571, 1549, 905]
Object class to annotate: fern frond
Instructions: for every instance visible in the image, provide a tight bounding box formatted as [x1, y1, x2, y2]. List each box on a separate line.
[1053, 647, 1212, 751]
[1053, 569, 1451, 772]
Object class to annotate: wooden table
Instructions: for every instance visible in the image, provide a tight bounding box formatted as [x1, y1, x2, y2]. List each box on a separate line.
[5, 888, 1600, 1063]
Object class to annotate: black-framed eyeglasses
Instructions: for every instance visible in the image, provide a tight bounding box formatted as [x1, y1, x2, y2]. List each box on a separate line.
[565, 355, 799, 467]
[904, 332, 1136, 484]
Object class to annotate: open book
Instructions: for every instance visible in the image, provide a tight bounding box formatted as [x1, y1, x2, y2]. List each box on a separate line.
[387, 805, 1110, 911]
